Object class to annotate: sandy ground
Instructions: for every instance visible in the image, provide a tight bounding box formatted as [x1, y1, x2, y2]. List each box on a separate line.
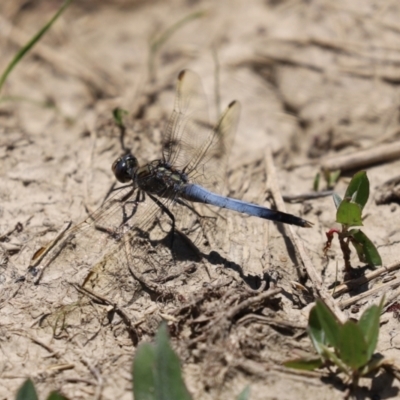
[1, 0, 400, 399]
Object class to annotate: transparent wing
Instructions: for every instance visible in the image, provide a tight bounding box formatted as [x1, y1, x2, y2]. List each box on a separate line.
[163, 70, 240, 193]
[162, 69, 210, 169]
[28, 184, 174, 340]
[29, 186, 142, 278]
[186, 100, 241, 193]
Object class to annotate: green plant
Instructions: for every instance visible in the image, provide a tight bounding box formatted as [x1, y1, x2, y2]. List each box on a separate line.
[16, 378, 68, 400]
[112, 107, 128, 127]
[132, 323, 192, 400]
[236, 386, 251, 400]
[147, 10, 206, 82]
[324, 171, 382, 273]
[284, 298, 389, 393]
[314, 169, 341, 191]
[0, 0, 73, 95]
[132, 323, 250, 400]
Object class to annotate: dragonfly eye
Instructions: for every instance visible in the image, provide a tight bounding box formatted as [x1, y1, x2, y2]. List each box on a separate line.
[112, 154, 137, 183]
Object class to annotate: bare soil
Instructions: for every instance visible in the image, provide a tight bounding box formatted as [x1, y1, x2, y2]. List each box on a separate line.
[1, 1, 400, 399]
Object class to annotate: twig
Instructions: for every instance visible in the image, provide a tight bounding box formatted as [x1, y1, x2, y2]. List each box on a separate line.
[321, 142, 400, 172]
[237, 313, 306, 330]
[73, 284, 138, 345]
[47, 364, 74, 373]
[187, 287, 281, 346]
[81, 357, 103, 400]
[13, 331, 60, 359]
[225, 288, 281, 320]
[0, 221, 23, 241]
[282, 190, 334, 203]
[264, 147, 346, 322]
[338, 277, 400, 309]
[29, 221, 72, 284]
[65, 378, 96, 385]
[29, 221, 72, 268]
[331, 260, 400, 298]
[235, 358, 270, 377]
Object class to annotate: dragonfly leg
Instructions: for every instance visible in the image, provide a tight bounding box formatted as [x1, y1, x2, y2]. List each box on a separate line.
[121, 190, 144, 224]
[147, 193, 176, 250]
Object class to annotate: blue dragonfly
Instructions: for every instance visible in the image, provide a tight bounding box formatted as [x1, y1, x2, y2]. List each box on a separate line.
[112, 69, 312, 231]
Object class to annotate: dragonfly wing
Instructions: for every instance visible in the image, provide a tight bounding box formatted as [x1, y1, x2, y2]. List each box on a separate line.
[187, 100, 241, 193]
[163, 70, 241, 194]
[29, 185, 175, 339]
[162, 70, 210, 171]
[29, 186, 141, 280]
[81, 191, 178, 301]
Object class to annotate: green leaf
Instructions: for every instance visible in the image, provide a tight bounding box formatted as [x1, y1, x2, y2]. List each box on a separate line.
[112, 107, 128, 127]
[314, 300, 342, 349]
[358, 298, 384, 360]
[349, 235, 366, 263]
[328, 170, 341, 188]
[132, 323, 192, 400]
[284, 357, 324, 371]
[154, 323, 192, 400]
[348, 229, 382, 267]
[0, 0, 73, 94]
[338, 321, 369, 369]
[236, 386, 250, 400]
[336, 199, 363, 226]
[313, 173, 320, 191]
[16, 379, 38, 400]
[308, 305, 328, 354]
[332, 193, 343, 209]
[133, 343, 157, 400]
[46, 392, 69, 400]
[344, 171, 369, 210]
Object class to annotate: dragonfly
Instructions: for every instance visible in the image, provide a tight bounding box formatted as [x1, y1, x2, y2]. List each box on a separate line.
[29, 70, 311, 334]
[112, 70, 312, 230]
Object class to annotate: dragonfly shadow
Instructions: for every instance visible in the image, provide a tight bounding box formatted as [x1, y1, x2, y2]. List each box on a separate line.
[145, 226, 268, 291]
[206, 250, 269, 291]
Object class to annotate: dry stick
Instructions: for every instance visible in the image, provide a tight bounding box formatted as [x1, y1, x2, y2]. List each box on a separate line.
[188, 288, 280, 347]
[29, 221, 72, 269]
[264, 147, 346, 322]
[73, 284, 138, 345]
[258, 43, 400, 83]
[321, 141, 400, 172]
[13, 331, 60, 359]
[282, 190, 334, 203]
[81, 357, 103, 400]
[267, 35, 400, 63]
[338, 276, 400, 310]
[331, 260, 400, 298]
[237, 313, 306, 330]
[0, 15, 118, 97]
[225, 288, 281, 320]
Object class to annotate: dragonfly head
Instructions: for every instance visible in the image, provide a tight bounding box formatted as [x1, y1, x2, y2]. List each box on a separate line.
[112, 153, 138, 183]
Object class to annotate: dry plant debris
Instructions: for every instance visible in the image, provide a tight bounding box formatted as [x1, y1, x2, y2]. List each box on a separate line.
[1, 1, 400, 399]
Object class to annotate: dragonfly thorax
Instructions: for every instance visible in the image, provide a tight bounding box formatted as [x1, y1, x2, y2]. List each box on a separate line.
[136, 160, 189, 197]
